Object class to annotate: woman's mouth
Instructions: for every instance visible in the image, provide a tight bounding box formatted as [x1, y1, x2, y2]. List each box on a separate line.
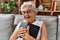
[25, 16, 31, 19]
[26, 16, 31, 18]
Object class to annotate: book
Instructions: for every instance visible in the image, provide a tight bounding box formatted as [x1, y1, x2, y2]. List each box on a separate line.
[29, 23, 40, 39]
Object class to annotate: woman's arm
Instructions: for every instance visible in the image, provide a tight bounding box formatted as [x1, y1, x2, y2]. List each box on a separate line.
[40, 22, 48, 40]
[10, 27, 19, 40]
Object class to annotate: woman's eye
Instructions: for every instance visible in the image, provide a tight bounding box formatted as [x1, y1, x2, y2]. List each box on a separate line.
[24, 11, 26, 14]
[22, 11, 26, 14]
[27, 10, 33, 13]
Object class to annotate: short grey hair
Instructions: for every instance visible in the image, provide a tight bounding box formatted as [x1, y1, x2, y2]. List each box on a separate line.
[21, 1, 37, 14]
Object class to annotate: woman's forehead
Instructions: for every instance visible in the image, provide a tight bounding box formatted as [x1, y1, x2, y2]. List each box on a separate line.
[22, 5, 33, 11]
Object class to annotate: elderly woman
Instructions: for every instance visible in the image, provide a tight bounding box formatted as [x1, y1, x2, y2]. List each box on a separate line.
[10, 1, 48, 40]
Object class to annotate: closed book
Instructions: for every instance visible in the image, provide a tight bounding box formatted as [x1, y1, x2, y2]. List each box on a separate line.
[29, 23, 40, 38]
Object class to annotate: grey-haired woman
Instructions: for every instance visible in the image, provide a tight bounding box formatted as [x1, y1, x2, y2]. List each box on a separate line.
[10, 1, 48, 40]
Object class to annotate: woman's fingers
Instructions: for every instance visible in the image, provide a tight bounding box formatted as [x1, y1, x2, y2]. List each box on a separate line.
[18, 27, 27, 33]
[19, 33, 25, 37]
[17, 33, 25, 37]
[26, 25, 30, 34]
[17, 26, 30, 37]
[19, 26, 29, 34]
[19, 30, 26, 34]
[17, 27, 26, 37]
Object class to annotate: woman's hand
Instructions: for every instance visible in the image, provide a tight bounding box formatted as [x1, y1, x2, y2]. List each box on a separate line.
[17, 26, 27, 37]
[18, 25, 36, 40]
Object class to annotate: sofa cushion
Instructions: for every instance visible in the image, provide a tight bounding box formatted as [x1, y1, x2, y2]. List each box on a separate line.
[0, 14, 14, 40]
[36, 15, 57, 40]
[14, 15, 57, 40]
[57, 15, 60, 40]
[14, 15, 24, 25]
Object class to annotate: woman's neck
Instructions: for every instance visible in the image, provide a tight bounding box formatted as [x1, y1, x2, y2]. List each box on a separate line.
[29, 19, 35, 24]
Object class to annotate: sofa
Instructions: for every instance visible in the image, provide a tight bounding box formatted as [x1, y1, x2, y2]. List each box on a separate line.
[0, 14, 60, 40]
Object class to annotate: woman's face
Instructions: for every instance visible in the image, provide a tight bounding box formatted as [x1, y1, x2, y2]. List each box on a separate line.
[21, 5, 36, 23]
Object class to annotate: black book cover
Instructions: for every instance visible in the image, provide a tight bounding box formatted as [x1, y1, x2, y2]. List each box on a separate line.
[29, 23, 40, 39]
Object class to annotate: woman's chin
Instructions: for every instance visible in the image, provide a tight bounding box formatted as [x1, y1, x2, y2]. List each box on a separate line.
[25, 19, 31, 22]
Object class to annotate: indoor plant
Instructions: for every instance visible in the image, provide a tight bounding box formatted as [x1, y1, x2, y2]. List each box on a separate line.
[44, 5, 49, 10]
[0, 0, 17, 13]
